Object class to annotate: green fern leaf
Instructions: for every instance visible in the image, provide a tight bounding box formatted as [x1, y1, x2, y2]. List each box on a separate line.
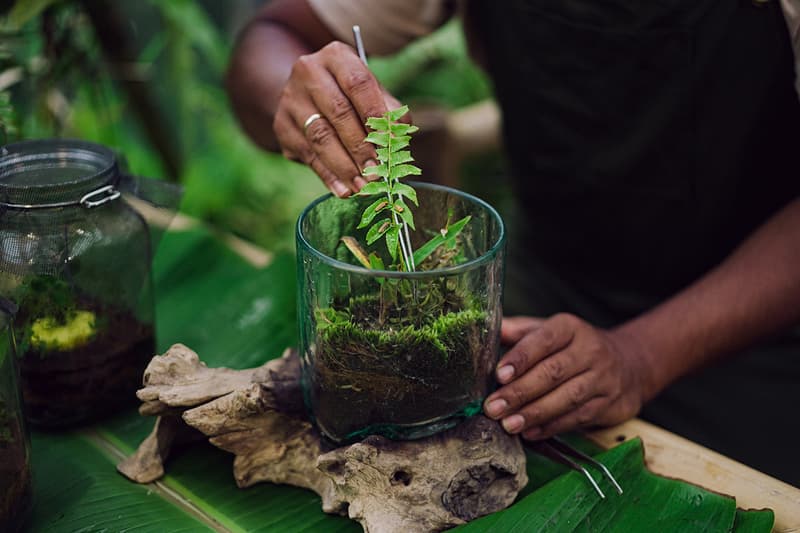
[366, 218, 392, 245]
[393, 182, 418, 205]
[365, 131, 390, 147]
[393, 200, 415, 230]
[386, 105, 410, 121]
[390, 164, 422, 180]
[358, 198, 391, 228]
[385, 225, 400, 260]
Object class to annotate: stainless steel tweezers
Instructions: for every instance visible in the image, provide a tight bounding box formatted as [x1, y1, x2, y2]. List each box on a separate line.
[531, 436, 624, 498]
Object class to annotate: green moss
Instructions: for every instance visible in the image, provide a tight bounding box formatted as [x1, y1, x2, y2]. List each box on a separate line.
[320, 307, 485, 363]
[30, 310, 97, 352]
[10, 275, 102, 355]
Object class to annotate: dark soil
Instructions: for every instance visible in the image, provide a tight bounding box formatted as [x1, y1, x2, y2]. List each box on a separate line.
[0, 406, 32, 532]
[309, 293, 496, 443]
[18, 303, 155, 428]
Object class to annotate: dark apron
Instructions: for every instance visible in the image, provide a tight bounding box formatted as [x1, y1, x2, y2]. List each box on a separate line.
[467, 0, 800, 486]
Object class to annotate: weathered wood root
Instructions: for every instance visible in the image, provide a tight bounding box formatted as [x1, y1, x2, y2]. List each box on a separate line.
[119, 344, 528, 532]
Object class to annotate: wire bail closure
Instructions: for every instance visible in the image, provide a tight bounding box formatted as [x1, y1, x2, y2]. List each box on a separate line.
[79, 185, 121, 208]
[0, 184, 121, 210]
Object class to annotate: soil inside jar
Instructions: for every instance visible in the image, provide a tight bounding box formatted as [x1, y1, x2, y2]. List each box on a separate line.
[18, 300, 155, 427]
[310, 292, 493, 443]
[0, 407, 32, 533]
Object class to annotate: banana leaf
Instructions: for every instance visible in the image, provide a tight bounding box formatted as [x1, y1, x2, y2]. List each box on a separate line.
[28, 431, 213, 532]
[27, 227, 774, 532]
[457, 438, 766, 532]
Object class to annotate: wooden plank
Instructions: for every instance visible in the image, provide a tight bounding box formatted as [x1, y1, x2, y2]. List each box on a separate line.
[588, 419, 800, 532]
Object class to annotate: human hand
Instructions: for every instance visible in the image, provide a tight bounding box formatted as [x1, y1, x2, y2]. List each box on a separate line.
[483, 314, 654, 440]
[273, 41, 405, 197]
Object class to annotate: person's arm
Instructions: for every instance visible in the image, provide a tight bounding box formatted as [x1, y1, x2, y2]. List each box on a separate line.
[226, 0, 396, 197]
[484, 197, 800, 439]
[226, 0, 329, 152]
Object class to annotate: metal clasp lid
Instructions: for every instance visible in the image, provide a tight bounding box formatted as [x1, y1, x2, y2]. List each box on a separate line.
[80, 185, 121, 208]
[0, 184, 121, 209]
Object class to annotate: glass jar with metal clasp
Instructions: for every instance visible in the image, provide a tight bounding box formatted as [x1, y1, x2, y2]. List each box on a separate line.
[0, 139, 179, 427]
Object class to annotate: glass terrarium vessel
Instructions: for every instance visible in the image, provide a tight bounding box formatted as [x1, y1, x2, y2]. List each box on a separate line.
[0, 301, 31, 533]
[0, 139, 175, 427]
[297, 182, 505, 443]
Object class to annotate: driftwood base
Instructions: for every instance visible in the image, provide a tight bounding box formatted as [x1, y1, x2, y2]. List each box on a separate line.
[118, 344, 528, 532]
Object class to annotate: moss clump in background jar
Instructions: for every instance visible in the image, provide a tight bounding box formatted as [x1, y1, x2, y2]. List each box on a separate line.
[12, 275, 155, 427]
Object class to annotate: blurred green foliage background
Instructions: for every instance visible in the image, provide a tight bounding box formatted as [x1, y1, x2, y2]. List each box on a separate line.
[0, 0, 496, 253]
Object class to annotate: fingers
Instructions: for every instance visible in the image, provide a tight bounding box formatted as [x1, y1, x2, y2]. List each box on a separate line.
[492, 372, 597, 435]
[275, 41, 397, 196]
[521, 396, 608, 440]
[495, 313, 576, 385]
[501, 316, 544, 344]
[323, 45, 388, 123]
[297, 106, 361, 196]
[274, 106, 352, 196]
[485, 348, 591, 419]
[306, 59, 378, 174]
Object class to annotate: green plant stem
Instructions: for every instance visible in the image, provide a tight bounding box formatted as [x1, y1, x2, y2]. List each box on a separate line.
[383, 128, 414, 272]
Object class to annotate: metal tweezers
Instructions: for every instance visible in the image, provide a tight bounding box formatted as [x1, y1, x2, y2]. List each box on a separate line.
[531, 436, 624, 498]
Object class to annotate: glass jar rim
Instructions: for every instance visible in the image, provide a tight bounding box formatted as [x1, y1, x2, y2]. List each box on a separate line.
[0, 139, 118, 207]
[296, 181, 506, 279]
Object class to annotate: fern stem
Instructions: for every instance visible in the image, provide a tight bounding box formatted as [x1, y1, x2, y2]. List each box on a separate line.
[384, 115, 414, 272]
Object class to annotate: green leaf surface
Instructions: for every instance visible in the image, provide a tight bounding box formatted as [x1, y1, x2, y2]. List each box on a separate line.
[376, 148, 414, 166]
[362, 164, 390, 179]
[458, 439, 741, 533]
[29, 431, 214, 532]
[385, 225, 400, 261]
[413, 215, 471, 266]
[356, 178, 388, 194]
[389, 150, 414, 165]
[357, 198, 390, 229]
[365, 131, 390, 147]
[368, 253, 385, 271]
[366, 218, 391, 245]
[389, 135, 411, 151]
[393, 181, 419, 205]
[365, 116, 389, 130]
[389, 123, 419, 136]
[393, 199, 415, 230]
[389, 163, 422, 180]
[386, 105, 410, 121]
[731, 508, 775, 532]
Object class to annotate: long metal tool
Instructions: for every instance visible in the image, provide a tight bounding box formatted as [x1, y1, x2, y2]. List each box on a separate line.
[531, 437, 624, 499]
[352, 25, 415, 272]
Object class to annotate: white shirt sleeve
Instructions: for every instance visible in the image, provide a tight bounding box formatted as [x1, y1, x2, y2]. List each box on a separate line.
[307, 0, 454, 56]
[781, 0, 800, 99]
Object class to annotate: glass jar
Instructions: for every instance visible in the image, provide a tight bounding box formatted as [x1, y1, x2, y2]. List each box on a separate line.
[297, 182, 506, 443]
[0, 139, 160, 427]
[0, 301, 31, 533]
